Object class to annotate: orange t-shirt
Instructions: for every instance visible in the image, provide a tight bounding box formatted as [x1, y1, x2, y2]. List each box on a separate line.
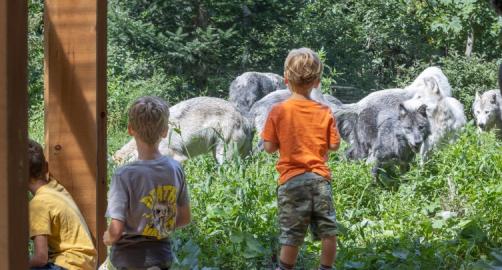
[262, 98, 340, 185]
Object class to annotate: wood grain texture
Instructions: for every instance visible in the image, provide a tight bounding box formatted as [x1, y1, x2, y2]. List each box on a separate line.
[44, 0, 107, 263]
[0, 0, 29, 268]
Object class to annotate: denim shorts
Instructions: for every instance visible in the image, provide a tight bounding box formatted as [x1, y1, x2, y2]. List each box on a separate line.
[277, 172, 337, 246]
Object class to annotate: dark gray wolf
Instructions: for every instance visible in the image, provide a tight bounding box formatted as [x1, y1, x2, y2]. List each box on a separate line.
[368, 104, 430, 183]
[228, 72, 286, 116]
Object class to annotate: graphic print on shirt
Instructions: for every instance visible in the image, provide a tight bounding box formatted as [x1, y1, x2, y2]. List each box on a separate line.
[140, 185, 177, 239]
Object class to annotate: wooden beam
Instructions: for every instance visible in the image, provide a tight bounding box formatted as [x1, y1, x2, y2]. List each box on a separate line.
[44, 0, 107, 263]
[0, 0, 29, 269]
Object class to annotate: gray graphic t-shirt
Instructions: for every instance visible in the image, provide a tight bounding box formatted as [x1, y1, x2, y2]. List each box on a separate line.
[106, 156, 189, 268]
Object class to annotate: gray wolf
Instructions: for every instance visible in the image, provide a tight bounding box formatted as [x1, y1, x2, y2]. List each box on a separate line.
[335, 67, 452, 160]
[113, 97, 254, 164]
[228, 72, 286, 115]
[250, 87, 339, 136]
[473, 89, 502, 138]
[368, 104, 430, 183]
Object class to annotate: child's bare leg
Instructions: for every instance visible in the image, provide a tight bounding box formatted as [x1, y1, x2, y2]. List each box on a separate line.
[320, 236, 337, 268]
[278, 245, 299, 269]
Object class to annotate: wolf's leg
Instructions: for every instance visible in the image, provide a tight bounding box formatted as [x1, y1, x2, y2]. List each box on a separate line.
[419, 139, 431, 166]
[213, 141, 227, 165]
[366, 154, 376, 165]
[399, 162, 410, 173]
[371, 162, 382, 185]
[252, 139, 265, 154]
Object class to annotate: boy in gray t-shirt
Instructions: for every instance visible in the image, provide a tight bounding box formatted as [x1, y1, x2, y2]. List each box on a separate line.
[102, 96, 191, 270]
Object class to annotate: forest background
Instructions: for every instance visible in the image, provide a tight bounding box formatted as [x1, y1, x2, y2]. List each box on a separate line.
[27, 0, 502, 269]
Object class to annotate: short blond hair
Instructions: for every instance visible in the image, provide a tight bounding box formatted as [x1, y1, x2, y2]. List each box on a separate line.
[128, 96, 170, 145]
[284, 48, 323, 88]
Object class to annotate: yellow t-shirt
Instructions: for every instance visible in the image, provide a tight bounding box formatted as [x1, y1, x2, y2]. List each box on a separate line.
[29, 178, 97, 270]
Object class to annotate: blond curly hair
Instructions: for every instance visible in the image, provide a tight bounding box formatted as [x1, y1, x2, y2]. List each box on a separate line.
[284, 48, 323, 90]
[128, 96, 170, 145]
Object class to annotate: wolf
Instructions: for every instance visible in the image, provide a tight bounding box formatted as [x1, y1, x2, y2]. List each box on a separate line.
[113, 97, 254, 165]
[323, 93, 343, 106]
[368, 104, 430, 183]
[406, 66, 452, 97]
[472, 89, 502, 138]
[249, 87, 340, 135]
[228, 72, 286, 116]
[334, 67, 452, 160]
[403, 78, 466, 161]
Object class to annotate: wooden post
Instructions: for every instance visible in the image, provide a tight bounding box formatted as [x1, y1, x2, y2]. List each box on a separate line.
[44, 0, 107, 263]
[0, 0, 29, 269]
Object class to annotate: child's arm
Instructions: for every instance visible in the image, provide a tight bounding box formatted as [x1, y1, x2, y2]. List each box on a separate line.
[103, 219, 125, 246]
[29, 235, 48, 267]
[175, 204, 191, 228]
[264, 141, 279, 153]
[262, 107, 279, 153]
[176, 169, 191, 229]
[328, 113, 341, 152]
[104, 171, 128, 246]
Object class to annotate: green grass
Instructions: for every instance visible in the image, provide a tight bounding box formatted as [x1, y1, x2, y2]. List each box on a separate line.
[27, 109, 502, 269]
[106, 125, 502, 269]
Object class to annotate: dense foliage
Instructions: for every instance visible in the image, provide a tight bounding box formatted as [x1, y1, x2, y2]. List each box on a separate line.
[169, 127, 502, 269]
[27, 0, 502, 268]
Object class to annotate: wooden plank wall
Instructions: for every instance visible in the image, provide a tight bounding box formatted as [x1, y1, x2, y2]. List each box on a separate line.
[44, 0, 107, 262]
[0, 0, 29, 268]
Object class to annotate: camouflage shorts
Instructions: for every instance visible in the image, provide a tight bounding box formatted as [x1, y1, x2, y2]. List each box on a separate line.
[277, 173, 337, 246]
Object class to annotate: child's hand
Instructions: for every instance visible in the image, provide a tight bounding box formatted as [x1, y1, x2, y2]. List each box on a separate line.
[103, 219, 125, 246]
[103, 231, 112, 246]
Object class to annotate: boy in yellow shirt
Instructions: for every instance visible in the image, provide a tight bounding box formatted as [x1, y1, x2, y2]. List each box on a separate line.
[28, 139, 97, 270]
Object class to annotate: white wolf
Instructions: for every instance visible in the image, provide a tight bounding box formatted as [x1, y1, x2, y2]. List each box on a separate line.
[228, 72, 286, 116]
[472, 89, 502, 138]
[113, 97, 254, 165]
[406, 66, 452, 97]
[403, 77, 466, 161]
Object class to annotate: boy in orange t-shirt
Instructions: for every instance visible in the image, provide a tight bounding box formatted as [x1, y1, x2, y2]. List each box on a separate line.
[262, 48, 341, 270]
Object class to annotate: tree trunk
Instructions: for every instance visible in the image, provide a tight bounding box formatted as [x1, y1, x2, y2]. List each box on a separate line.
[465, 28, 474, 57]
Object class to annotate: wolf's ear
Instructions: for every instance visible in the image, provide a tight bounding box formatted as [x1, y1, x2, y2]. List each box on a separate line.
[424, 78, 440, 95]
[399, 103, 408, 118]
[431, 82, 440, 95]
[417, 104, 428, 117]
[475, 91, 480, 101]
[491, 93, 497, 104]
